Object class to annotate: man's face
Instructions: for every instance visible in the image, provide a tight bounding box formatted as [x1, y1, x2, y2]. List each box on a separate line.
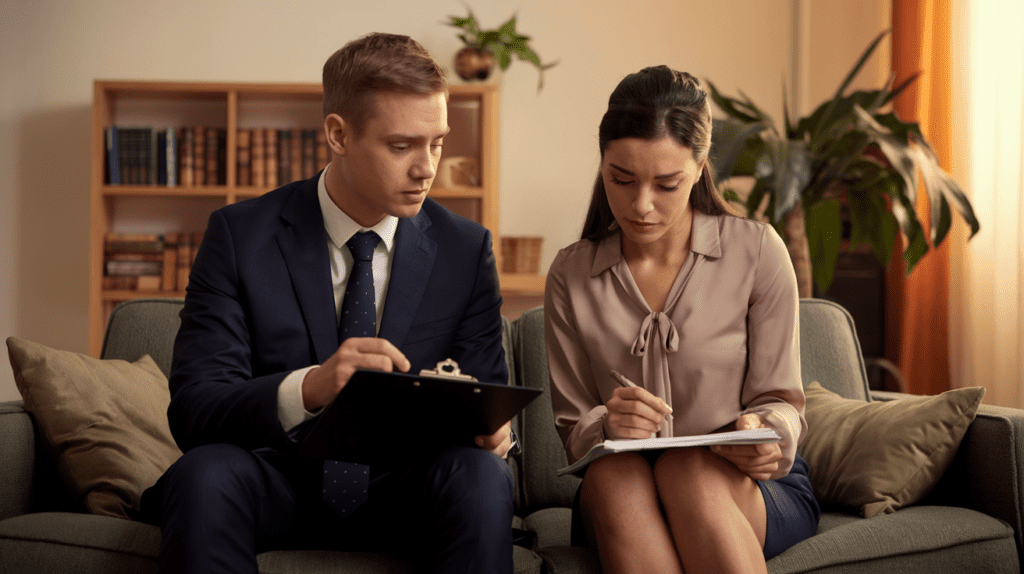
[328, 91, 449, 227]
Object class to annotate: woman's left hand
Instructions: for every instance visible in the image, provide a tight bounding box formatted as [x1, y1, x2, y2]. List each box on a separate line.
[709, 414, 782, 481]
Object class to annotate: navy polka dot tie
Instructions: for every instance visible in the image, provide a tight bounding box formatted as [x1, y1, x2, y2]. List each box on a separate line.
[323, 230, 379, 517]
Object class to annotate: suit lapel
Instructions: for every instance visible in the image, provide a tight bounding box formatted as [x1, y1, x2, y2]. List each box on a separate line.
[378, 210, 436, 348]
[276, 177, 338, 364]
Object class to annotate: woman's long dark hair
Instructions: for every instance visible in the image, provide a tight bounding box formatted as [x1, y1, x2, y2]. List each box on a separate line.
[581, 66, 733, 243]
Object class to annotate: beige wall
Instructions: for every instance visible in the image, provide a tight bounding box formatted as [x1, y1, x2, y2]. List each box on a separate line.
[0, 0, 888, 401]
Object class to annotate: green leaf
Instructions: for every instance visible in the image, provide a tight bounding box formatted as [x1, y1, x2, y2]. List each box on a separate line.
[746, 177, 772, 219]
[848, 186, 898, 266]
[805, 198, 843, 292]
[906, 136, 981, 241]
[722, 188, 742, 204]
[710, 118, 769, 180]
[774, 140, 812, 222]
[706, 80, 762, 124]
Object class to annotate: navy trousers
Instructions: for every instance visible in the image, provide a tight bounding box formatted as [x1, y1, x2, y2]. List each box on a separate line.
[144, 443, 514, 574]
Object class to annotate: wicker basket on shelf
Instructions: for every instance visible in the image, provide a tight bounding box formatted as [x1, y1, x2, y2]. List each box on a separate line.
[500, 237, 542, 274]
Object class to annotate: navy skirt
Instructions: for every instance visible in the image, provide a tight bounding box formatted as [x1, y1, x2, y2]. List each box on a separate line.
[571, 451, 820, 560]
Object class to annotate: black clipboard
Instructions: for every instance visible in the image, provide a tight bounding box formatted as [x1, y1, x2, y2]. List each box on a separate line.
[296, 367, 542, 466]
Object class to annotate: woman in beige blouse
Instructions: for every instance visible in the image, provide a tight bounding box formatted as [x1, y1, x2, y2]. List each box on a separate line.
[545, 66, 820, 573]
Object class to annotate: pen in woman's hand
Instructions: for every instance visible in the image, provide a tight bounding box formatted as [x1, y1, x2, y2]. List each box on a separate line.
[609, 369, 674, 427]
[610, 369, 638, 388]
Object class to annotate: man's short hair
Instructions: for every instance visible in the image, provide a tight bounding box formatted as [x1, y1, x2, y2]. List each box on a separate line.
[322, 33, 448, 134]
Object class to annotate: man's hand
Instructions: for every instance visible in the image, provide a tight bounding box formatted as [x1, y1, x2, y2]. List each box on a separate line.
[301, 337, 411, 411]
[474, 420, 514, 459]
[710, 413, 782, 481]
[604, 386, 673, 440]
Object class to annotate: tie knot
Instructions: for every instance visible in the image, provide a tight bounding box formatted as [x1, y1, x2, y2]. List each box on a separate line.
[347, 231, 379, 262]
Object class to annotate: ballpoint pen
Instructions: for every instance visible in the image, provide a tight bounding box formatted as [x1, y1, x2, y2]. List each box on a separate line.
[609, 369, 674, 429]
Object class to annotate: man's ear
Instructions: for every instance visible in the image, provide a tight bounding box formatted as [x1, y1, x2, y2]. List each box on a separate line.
[324, 113, 348, 157]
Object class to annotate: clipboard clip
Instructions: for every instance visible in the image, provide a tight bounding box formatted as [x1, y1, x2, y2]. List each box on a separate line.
[419, 358, 478, 381]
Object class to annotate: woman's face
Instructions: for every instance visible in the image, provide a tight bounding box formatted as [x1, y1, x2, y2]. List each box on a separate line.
[601, 136, 704, 249]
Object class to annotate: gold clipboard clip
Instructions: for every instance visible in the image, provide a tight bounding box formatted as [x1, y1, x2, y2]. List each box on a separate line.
[419, 358, 477, 381]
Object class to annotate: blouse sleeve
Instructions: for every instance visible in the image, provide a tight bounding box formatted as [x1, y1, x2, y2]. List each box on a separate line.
[544, 248, 609, 464]
[740, 225, 806, 479]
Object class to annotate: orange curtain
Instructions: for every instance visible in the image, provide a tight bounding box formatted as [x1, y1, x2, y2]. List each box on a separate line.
[887, 0, 953, 396]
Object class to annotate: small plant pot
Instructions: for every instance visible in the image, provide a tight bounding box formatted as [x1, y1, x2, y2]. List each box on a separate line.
[454, 47, 496, 81]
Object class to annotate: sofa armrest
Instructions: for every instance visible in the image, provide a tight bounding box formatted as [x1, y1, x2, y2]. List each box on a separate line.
[0, 400, 36, 520]
[872, 390, 1024, 564]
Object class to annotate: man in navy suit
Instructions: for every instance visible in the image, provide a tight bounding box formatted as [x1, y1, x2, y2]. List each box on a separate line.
[142, 33, 515, 574]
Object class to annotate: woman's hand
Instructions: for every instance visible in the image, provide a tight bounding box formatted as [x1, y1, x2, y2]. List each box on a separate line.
[604, 386, 673, 439]
[710, 413, 782, 481]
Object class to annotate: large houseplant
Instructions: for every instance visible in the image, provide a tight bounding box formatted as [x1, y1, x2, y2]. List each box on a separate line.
[708, 31, 979, 297]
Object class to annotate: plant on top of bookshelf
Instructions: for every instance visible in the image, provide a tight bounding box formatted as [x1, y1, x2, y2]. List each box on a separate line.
[444, 9, 558, 92]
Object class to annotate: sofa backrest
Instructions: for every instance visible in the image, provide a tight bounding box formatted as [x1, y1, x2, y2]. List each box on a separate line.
[101, 298, 185, 376]
[508, 307, 582, 515]
[798, 298, 871, 401]
[508, 298, 872, 514]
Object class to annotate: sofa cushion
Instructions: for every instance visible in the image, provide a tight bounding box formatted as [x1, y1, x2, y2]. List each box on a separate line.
[800, 381, 984, 517]
[767, 506, 1017, 574]
[0, 513, 544, 574]
[6, 337, 182, 519]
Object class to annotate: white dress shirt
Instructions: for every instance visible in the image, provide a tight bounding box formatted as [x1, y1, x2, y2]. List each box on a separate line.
[277, 165, 398, 432]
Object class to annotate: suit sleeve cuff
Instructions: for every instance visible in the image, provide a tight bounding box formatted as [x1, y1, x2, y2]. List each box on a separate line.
[278, 366, 322, 433]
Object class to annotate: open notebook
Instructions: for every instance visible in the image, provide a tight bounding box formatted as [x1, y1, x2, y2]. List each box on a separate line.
[557, 427, 781, 476]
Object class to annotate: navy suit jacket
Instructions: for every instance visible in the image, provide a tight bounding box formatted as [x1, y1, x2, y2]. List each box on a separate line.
[166, 173, 508, 454]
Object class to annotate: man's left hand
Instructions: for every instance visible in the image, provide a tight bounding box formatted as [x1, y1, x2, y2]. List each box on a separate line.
[474, 420, 514, 459]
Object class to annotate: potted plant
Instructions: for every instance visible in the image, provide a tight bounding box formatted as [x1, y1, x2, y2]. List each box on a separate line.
[444, 9, 558, 92]
[707, 30, 979, 297]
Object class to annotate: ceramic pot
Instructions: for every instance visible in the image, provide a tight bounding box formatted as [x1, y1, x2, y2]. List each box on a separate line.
[454, 47, 496, 81]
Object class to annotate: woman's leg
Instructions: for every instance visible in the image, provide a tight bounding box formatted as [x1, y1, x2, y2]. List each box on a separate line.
[579, 452, 683, 574]
[654, 448, 768, 574]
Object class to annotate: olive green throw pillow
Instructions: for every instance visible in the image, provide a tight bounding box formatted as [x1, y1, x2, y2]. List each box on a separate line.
[6, 336, 182, 519]
[800, 381, 984, 518]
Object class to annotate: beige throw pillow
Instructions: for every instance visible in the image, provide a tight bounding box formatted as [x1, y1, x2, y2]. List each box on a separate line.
[7, 336, 182, 519]
[800, 381, 984, 518]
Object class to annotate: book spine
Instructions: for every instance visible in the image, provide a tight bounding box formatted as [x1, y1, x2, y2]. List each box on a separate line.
[206, 127, 219, 186]
[265, 128, 278, 188]
[194, 126, 206, 186]
[236, 129, 251, 186]
[106, 126, 121, 184]
[157, 129, 168, 185]
[316, 129, 328, 172]
[149, 127, 158, 184]
[277, 129, 291, 185]
[161, 232, 179, 292]
[252, 128, 266, 188]
[301, 130, 315, 179]
[180, 128, 194, 188]
[290, 128, 302, 183]
[166, 127, 177, 187]
[177, 234, 193, 291]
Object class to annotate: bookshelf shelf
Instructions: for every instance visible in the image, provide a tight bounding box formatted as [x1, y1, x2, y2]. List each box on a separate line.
[89, 79, 540, 356]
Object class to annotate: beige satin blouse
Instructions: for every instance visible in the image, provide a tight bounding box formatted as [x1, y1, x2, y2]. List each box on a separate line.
[544, 211, 805, 479]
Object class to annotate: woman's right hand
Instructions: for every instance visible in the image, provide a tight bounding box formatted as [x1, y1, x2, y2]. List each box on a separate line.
[603, 386, 673, 439]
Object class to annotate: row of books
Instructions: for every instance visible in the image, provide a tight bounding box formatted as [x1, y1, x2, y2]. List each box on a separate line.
[237, 128, 328, 187]
[103, 232, 204, 292]
[105, 126, 330, 187]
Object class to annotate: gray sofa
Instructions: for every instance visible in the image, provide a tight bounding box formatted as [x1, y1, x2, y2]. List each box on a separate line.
[2, 297, 1023, 573]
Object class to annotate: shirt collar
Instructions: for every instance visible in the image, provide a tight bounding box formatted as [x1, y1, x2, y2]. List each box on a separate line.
[317, 164, 398, 252]
[590, 210, 722, 277]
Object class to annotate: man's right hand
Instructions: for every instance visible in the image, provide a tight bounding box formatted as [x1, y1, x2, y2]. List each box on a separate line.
[301, 337, 411, 411]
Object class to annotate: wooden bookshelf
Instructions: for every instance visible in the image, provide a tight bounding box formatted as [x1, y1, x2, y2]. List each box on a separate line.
[89, 79, 543, 356]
